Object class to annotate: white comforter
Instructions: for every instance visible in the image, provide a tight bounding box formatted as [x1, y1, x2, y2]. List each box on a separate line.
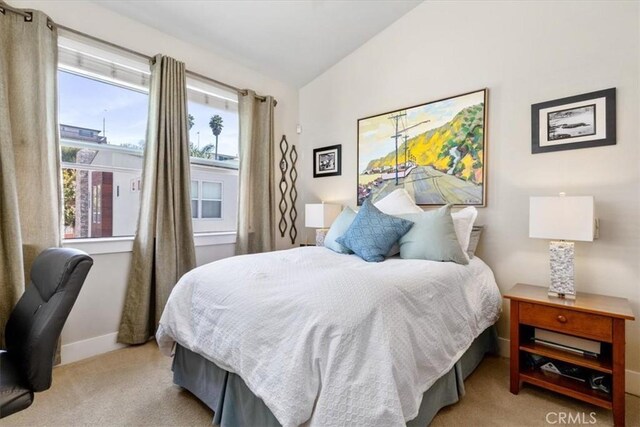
[156, 247, 501, 427]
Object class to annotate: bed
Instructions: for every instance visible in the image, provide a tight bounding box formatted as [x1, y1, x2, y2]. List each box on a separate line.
[156, 246, 502, 426]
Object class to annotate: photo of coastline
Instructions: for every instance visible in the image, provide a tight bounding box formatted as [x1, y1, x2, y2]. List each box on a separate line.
[547, 105, 596, 141]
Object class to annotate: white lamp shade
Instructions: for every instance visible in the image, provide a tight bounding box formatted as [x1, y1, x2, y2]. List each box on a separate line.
[305, 203, 341, 228]
[529, 196, 594, 242]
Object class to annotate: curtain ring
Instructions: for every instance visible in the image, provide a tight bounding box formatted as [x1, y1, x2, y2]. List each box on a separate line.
[24, 11, 32, 22]
[0, 6, 5, 15]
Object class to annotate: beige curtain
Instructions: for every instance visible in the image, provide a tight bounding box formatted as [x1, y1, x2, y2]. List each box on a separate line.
[236, 91, 275, 255]
[117, 55, 196, 345]
[0, 9, 61, 345]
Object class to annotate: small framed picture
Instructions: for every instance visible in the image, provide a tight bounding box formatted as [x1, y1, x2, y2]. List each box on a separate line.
[531, 88, 616, 154]
[313, 144, 341, 178]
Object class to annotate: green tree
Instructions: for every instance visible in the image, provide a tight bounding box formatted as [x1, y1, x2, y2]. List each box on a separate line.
[188, 113, 195, 131]
[61, 146, 80, 163]
[189, 142, 215, 159]
[62, 168, 76, 228]
[209, 115, 223, 160]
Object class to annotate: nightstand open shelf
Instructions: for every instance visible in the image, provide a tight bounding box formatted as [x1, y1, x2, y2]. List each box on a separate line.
[519, 367, 612, 409]
[504, 284, 635, 427]
[519, 342, 612, 374]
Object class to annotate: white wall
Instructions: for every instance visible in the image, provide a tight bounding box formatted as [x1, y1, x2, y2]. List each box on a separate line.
[13, 0, 300, 362]
[299, 0, 640, 392]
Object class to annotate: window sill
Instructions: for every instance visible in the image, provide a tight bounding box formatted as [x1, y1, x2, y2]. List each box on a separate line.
[62, 232, 237, 255]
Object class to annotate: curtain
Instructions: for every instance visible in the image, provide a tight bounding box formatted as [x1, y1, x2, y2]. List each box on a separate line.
[0, 9, 61, 345]
[236, 91, 275, 255]
[117, 55, 196, 345]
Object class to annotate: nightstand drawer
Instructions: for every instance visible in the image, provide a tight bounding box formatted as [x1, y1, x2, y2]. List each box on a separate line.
[519, 302, 612, 342]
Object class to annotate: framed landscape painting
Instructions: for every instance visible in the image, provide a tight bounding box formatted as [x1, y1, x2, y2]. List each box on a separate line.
[357, 89, 487, 206]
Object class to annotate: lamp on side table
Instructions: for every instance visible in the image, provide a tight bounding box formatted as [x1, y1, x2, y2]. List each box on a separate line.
[529, 194, 595, 300]
[305, 203, 341, 246]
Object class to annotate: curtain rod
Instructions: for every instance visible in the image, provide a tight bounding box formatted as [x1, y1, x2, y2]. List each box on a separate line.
[0, 0, 278, 107]
[0, 0, 53, 28]
[0, 2, 276, 105]
[56, 24, 276, 106]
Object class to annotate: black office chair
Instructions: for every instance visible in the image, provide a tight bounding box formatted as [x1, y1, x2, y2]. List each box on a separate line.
[0, 248, 93, 419]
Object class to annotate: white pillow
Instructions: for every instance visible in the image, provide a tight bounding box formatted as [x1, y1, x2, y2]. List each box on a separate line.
[451, 207, 478, 260]
[374, 188, 422, 215]
[374, 189, 422, 256]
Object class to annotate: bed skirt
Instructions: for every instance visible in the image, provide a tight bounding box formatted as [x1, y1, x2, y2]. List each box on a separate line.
[172, 325, 498, 426]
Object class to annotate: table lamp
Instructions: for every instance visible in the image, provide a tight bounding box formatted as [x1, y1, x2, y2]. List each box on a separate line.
[305, 203, 341, 246]
[529, 194, 595, 299]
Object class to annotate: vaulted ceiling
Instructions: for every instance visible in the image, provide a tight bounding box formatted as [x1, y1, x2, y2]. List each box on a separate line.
[93, 0, 423, 87]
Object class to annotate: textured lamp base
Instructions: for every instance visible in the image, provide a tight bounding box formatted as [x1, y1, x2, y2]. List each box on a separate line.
[549, 240, 576, 299]
[315, 229, 328, 247]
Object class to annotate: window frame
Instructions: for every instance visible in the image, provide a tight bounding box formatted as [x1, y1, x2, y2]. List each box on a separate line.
[191, 179, 200, 219]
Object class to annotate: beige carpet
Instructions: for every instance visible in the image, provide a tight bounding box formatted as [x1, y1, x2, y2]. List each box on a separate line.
[4, 341, 639, 426]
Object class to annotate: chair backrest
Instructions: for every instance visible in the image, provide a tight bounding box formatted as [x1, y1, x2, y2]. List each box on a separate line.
[4, 248, 93, 392]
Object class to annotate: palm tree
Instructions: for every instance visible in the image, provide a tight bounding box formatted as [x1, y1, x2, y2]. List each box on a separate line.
[209, 115, 224, 160]
[189, 143, 215, 159]
[188, 113, 195, 131]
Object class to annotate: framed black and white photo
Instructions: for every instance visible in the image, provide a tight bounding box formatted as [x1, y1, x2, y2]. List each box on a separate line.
[313, 144, 341, 178]
[531, 88, 616, 154]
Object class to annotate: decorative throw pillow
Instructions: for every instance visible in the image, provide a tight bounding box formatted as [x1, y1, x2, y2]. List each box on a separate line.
[374, 188, 423, 256]
[324, 207, 357, 254]
[467, 226, 484, 258]
[451, 206, 478, 261]
[374, 188, 423, 215]
[398, 205, 469, 265]
[336, 199, 414, 262]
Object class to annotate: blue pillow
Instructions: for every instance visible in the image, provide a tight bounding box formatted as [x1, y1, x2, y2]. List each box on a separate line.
[336, 199, 414, 262]
[324, 207, 357, 254]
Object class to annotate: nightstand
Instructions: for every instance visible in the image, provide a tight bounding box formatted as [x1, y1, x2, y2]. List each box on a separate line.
[504, 284, 635, 426]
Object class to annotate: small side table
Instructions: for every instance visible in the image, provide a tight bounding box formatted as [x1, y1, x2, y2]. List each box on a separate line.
[504, 283, 635, 426]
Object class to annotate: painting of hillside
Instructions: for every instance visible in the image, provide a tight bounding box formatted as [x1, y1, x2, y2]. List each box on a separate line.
[357, 89, 487, 206]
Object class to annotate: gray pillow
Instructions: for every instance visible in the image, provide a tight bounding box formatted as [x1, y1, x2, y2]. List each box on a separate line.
[467, 226, 484, 258]
[398, 205, 469, 265]
[324, 207, 357, 254]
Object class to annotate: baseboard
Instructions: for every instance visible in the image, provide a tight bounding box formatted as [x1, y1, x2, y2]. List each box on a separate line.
[496, 337, 639, 396]
[627, 369, 640, 397]
[498, 336, 510, 358]
[60, 332, 126, 365]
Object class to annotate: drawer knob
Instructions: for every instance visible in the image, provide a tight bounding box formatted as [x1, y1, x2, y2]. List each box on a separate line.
[557, 315, 567, 323]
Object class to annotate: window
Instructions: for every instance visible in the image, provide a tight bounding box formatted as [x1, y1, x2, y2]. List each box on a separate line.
[187, 76, 239, 233]
[58, 33, 149, 239]
[191, 180, 223, 220]
[202, 182, 222, 219]
[58, 31, 239, 239]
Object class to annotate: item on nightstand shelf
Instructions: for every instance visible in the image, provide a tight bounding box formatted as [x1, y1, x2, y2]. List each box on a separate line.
[540, 361, 586, 383]
[589, 374, 611, 394]
[529, 193, 596, 299]
[305, 203, 341, 247]
[534, 328, 600, 357]
[523, 353, 547, 370]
